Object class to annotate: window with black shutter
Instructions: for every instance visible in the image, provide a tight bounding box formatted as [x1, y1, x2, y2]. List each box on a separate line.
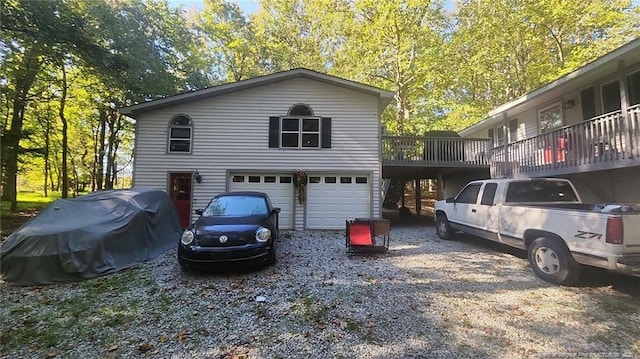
[268, 104, 332, 149]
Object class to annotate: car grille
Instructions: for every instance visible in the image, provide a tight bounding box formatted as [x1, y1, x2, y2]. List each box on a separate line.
[197, 233, 251, 247]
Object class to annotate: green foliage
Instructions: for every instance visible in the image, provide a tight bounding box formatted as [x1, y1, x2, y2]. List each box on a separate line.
[2, 0, 638, 196]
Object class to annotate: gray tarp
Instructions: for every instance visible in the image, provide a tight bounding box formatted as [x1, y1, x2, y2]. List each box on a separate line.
[0, 188, 181, 286]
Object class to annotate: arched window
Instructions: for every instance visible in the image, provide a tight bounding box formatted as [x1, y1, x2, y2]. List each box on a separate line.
[288, 104, 314, 116]
[168, 115, 192, 153]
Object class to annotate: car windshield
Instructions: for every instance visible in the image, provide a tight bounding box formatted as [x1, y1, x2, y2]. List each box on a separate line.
[202, 195, 268, 217]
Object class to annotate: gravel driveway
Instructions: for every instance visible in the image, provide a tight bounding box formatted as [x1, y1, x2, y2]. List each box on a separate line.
[2, 223, 639, 358]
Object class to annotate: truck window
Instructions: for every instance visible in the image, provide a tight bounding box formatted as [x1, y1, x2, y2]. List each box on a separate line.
[480, 183, 498, 205]
[505, 180, 579, 202]
[456, 183, 482, 204]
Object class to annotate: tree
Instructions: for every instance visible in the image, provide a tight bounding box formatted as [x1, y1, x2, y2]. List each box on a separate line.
[332, 0, 448, 134]
[444, 0, 639, 130]
[2, 0, 208, 207]
[194, 0, 264, 82]
[252, 0, 339, 72]
[1, 0, 121, 211]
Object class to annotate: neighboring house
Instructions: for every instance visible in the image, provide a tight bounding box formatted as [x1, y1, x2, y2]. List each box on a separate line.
[459, 38, 640, 203]
[119, 68, 394, 230]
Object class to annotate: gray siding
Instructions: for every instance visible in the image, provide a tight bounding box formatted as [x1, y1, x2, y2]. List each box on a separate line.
[132, 77, 382, 222]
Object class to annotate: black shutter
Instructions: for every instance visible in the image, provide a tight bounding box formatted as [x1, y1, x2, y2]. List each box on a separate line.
[269, 116, 279, 148]
[321, 117, 332, 148]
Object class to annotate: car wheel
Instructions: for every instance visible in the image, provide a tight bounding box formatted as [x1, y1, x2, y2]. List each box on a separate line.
[265, 241, 277, 266]
[435, 214, 453, 240]
[528, 237, 581, 285]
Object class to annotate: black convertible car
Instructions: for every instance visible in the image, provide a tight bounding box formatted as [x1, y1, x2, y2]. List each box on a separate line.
[178, 191, 280, 270]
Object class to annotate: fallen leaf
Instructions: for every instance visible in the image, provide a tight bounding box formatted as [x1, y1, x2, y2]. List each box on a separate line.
[175, 330, 189, 341]
[46, 352, 58, 358]
[367, 322, 376, 328]
[107, 344, 119, 352]
[158, 335, 168, 343]
[138, 342, 154, 353]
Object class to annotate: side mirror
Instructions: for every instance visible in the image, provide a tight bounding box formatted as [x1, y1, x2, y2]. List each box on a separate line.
[195, 209, 203, 216]
[445, 198, 455, 203]
[272, 207, 281, 214]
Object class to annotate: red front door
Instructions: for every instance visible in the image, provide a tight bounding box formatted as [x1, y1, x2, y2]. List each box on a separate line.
[170, 173, 192, 228]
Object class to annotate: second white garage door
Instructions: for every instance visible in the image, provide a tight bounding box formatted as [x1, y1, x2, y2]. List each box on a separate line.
[306, 174, 371, 229]
[228, 173, 294, 229]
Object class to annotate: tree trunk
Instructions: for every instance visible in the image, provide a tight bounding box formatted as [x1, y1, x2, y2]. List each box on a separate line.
[104, 111, 115, 189]
[59, 65, 69, 198]
[2, 45, 42, 211]
[95, 109, 107, 190]
[43, 110, 51, 197]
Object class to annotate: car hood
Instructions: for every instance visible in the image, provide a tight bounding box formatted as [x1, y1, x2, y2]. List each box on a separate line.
[191, 215, 272, 247]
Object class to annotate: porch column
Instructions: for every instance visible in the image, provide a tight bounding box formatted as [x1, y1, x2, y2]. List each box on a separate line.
[436, 173, 444, 200]
[415, 179, 422, 215]
[618, 59, 632, 158]
[502, 112, 509, 175]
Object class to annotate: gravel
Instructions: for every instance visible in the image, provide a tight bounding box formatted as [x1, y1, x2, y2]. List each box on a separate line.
[2, 224, 639, 359]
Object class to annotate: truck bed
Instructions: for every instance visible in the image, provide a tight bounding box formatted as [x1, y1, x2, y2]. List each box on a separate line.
[505, 202, 639, 213]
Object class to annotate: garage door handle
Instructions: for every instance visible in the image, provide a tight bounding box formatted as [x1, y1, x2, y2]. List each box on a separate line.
[471, 209, 476, 213]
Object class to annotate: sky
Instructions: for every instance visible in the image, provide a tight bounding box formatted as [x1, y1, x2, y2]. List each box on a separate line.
[168, 0, 260, 14]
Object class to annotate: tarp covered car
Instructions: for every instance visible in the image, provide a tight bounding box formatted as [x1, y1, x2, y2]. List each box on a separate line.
[1, 188, 181, 286]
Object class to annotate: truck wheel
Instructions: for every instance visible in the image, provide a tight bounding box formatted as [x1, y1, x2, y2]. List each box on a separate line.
[435, 214, 453, 240]
[528, 237, 581, 285]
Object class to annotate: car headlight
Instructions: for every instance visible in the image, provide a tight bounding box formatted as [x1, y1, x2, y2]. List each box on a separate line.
[255, 227, 271, 242]
[181, 230, 195, 245]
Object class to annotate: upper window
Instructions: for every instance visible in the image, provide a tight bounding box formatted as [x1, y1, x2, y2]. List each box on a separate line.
[601, 80, 621, 113]
[168, 115, 192, 153]
[281, 117, 320, 148]
[488, 126, 505, 147]
[268, 105, 332, 149]
[538, 103, 563, 134]
[508, 118, 518, 143]
[627, 71, 640, 107]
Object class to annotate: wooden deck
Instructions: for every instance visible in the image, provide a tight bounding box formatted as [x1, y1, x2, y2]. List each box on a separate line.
[381, 104, 640, 179]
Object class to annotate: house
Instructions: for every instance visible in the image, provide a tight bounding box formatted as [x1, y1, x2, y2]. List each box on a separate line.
[458, 38, 640, 203]
[119, 68, 394, 230]
[379, 38, 640, 211]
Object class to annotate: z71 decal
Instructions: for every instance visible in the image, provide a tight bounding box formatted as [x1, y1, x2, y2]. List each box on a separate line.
[574, 231, 603, 240]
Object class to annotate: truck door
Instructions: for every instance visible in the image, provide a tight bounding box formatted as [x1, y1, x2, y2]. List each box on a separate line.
[448, 183, 482, 230]
[474, 182, 499, 241]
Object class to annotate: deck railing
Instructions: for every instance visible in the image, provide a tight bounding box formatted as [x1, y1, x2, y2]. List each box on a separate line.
[381, 104, 640, 177]
[381, 136, 491, 166]
[491, 104, 640, 177]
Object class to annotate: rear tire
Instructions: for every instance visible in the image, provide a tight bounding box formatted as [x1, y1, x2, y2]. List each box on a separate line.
[435, 214, 453, 240]
[528, 237, 581, 285]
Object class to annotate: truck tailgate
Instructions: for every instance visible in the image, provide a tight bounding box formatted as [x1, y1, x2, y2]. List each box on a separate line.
[622, 214, 640, 253]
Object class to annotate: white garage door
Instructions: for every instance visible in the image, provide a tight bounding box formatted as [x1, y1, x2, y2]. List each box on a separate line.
[229, 174, 294, 229]
[306, 174, 371, 229]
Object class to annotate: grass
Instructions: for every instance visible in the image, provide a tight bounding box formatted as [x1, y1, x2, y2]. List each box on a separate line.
[0, 267, 159, 352]
[1, 192, 62, 238]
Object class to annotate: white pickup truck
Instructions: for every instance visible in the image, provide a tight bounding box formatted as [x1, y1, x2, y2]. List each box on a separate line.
[433, 178, 640, 285]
